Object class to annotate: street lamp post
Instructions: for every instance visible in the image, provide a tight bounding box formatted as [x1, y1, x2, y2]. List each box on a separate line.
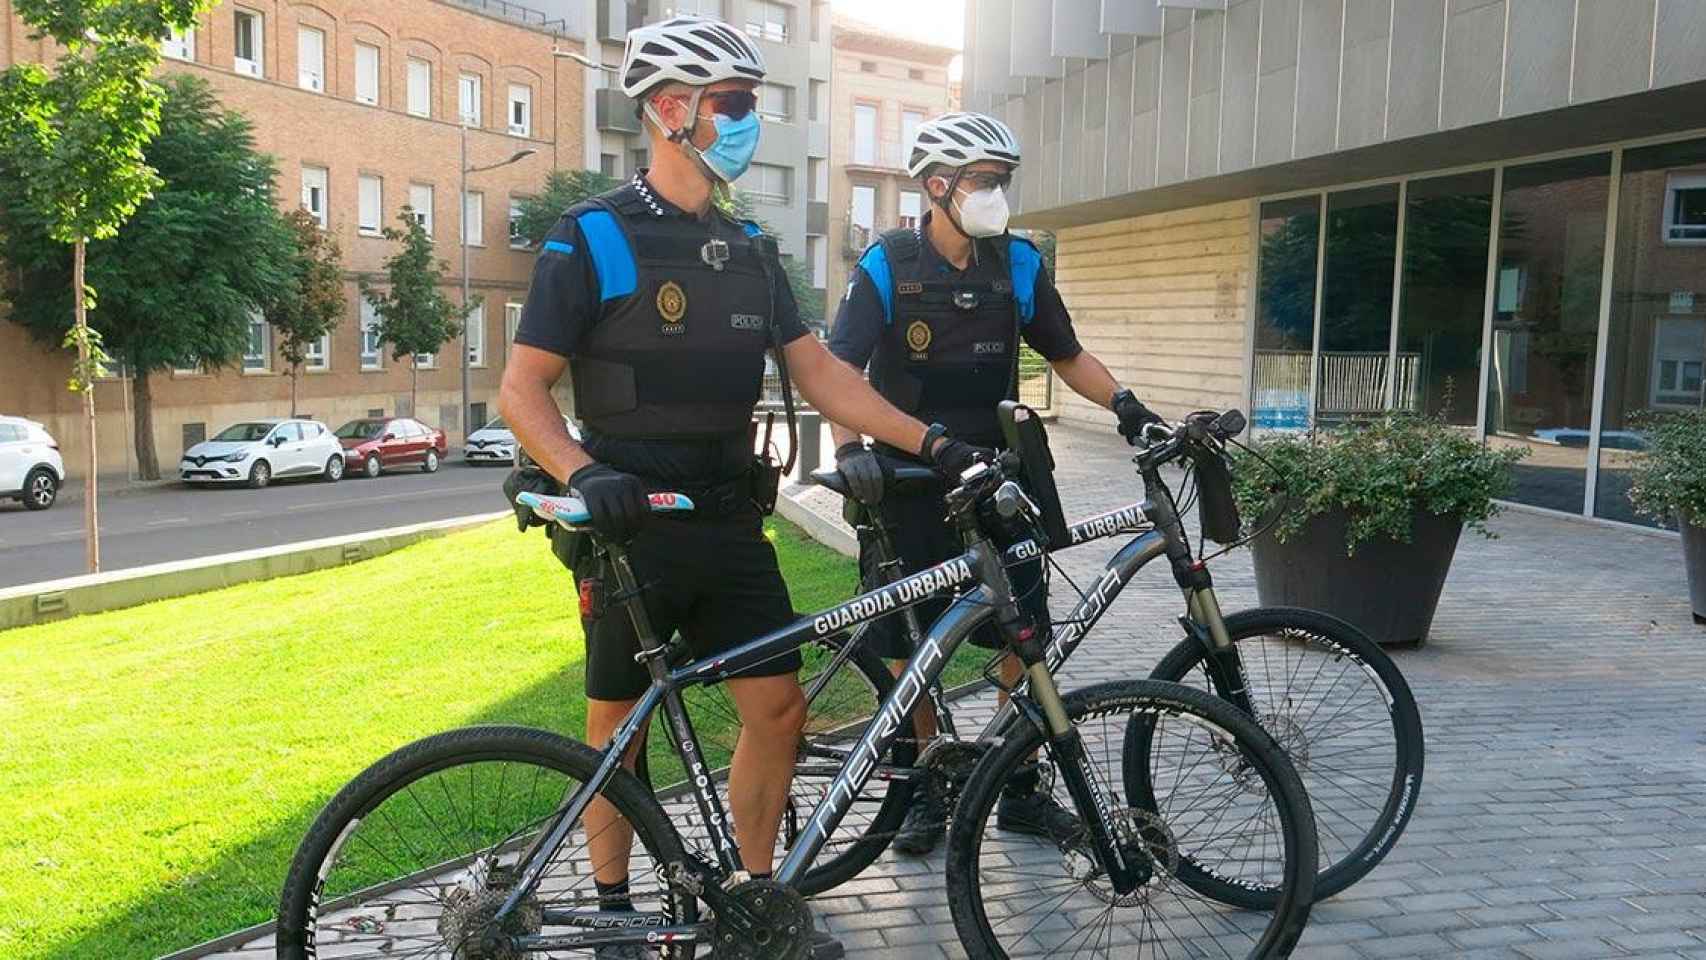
[460, 122, 535, 444]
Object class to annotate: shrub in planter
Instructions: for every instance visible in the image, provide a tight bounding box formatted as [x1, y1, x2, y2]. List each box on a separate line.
[1231, 416, 1525, 644]
[1625, 409, 1706, 624]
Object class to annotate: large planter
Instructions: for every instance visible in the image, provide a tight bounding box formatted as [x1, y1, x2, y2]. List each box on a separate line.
[1683, 515, 1706, 625]
[1251, 507, 1464, 646]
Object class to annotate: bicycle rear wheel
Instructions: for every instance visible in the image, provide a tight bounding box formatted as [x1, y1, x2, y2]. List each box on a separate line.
[1129, 606, 1424, 904]
[946, 680, 1316, 959]
[277, 725, 696, 959]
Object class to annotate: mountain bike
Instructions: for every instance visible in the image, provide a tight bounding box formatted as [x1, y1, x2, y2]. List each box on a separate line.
[275, 414, 1318, 960]
[743, 408, 1421, 910]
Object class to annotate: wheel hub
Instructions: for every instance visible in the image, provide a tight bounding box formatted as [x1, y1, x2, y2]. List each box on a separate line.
[711, 879, 812, 960]
[1260, 712, 1310, 768]
[1060, 809, 1179, 907]
[435, 864, 541, 960]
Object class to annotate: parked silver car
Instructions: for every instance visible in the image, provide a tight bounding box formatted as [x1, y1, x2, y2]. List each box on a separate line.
[180, 418, 345, 488]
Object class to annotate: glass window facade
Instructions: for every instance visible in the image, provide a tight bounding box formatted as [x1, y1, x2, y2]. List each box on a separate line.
[1397, 171, 1496, 425]
[1318, 185, 1401, 425]
[1251, 196, 1321, 435]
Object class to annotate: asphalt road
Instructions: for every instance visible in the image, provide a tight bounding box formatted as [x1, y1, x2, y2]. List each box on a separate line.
[0, 460, 514, 589]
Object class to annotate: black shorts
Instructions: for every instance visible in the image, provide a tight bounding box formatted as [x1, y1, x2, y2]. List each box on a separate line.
[573, 511, 801, 701]
[856, 489, 1049, 661]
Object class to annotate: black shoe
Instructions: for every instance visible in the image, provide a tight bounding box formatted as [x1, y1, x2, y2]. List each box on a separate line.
[996, 788, 1082, 842]
[892, 794, 947, 855]
[811, 928, 845, 959]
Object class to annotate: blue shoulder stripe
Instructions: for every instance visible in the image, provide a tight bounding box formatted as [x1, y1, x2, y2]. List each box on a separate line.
[858, 244, 894, 326]
[741, 220, 764, 238]
[1008, 238, 1041, 325]
[543, 240, 575, 256]
[575, 210, 637, 302]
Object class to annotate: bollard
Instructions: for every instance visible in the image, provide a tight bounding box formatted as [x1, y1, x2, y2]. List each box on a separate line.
[795, 411, 822, 480]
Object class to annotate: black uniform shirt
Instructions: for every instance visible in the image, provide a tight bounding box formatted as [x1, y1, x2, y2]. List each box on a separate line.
[828, 211, 1084, 375]
[515, 173, 809, 484]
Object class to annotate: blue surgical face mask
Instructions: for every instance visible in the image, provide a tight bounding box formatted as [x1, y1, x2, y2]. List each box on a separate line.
[698, 111, 761, 183]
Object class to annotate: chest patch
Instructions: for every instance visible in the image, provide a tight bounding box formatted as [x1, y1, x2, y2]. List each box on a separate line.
[656, 281, 687, 334]
[905, 320, 933, 354]
[974, 340, 1008, 356]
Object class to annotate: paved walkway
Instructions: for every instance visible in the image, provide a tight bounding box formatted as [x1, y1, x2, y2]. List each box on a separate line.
[198, 422, 1706, 960]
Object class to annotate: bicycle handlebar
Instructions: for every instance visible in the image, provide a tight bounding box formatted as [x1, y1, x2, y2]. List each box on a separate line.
[516, 490, 697, 529]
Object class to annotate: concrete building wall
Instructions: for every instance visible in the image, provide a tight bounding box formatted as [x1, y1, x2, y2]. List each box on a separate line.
[0, 0, 585, 479]
[1051, 200, 1254, 429]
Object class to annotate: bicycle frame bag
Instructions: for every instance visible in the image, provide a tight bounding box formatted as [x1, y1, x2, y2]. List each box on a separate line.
[997, 401, 1071, 551]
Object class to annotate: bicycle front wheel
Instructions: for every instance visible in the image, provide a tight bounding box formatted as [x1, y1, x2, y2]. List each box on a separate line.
[946, 680, 1316, 960]
[1130, 606, 1424, 903]
[277, 725, 697, 959]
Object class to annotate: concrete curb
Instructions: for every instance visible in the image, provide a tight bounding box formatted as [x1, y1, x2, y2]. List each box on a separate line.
[776, 482, 856, 557]
[0, 511, 509, 631]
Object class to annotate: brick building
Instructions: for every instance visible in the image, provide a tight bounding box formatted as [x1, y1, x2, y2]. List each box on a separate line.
[825, 15, 956, 307]
[0, 0, 587, 479]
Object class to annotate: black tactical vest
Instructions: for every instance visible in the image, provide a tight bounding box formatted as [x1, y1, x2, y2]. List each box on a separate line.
[568, 185, 779, 438]
[868, 228, 1020, 445]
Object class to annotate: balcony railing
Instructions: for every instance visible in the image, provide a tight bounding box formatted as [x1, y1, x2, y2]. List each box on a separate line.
[445, 0, 572, 33]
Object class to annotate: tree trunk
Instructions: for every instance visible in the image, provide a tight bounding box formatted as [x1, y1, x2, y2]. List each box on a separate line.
[410, 357, 419, 418]
[131, 370, 159, 481]
[75, 238, 99, 573]
[290, 362, 300, 418]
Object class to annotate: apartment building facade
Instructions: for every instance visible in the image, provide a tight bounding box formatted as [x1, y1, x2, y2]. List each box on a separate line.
[0, 0, 586, 479]
[567, 0, 831, 321]
[824, 16, 956, 306]
[961, 0, 1706, 531]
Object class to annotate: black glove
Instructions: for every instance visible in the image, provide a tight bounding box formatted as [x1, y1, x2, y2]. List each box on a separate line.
[835, 441, 887, 506]
[1112, 389, 1163, 444]
[929, 437, 994, 483]
[568, 462, 651, 543]
[503, 465, 562, 533]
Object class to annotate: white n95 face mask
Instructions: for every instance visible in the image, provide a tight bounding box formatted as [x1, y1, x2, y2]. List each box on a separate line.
[953, 185, 1011, 238]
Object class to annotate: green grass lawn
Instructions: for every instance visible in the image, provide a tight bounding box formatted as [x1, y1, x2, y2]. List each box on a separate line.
[0, 518, 895, 960]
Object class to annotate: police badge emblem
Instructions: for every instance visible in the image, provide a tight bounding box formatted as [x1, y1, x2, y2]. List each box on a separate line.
[905, 320, 932, 356]
[657, 281, 687, 334]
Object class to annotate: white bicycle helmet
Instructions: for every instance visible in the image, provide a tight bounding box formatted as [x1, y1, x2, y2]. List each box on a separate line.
[620, 15, 767, 99]
[907, 112, 1022, 178]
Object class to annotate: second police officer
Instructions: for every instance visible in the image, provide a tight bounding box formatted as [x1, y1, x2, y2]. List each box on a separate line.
[826, 112, 1166, 856]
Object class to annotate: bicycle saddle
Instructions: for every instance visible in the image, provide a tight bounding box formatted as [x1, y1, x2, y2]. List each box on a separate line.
[809, 459, 939, 501]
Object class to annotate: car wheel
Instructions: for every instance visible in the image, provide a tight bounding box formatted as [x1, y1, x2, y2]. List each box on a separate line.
[247, 460, 271, 489]
[364, 455, 382, 479]
[422, 449, 440, 474]
[323, 455, 344, 483]
[22, 468, 58, 511]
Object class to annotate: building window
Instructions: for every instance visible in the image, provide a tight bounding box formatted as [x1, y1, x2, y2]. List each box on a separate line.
[360, 299, 383, 369]
[243, 314, 270, 371]
[233, 9, 263, 77]
[901, 109, 924, 155]
[297, 26, 325, 92]
[162, 27, 195, 62]
[758, 84, 791, 122]
[859, 60, 876, 73]
[671, 0, 722, 14]
[305, 333, 329, 371]
[407, 58, 431, 117]
[301, 165, 328, 228]
[508, 83, 532, 136]
[744, 164, 790, 205]
[409, 183, 434, 235]
[809, 80, 825, 122]
[850, 184, 875, 247]
[458, 72, 482, 126]
[358, 175, 382, 235]
[600, 153, 618, 176]
[1663, 173, 1706, 244]
[898, 190, 922, 230]
[808, 158, 826, 201]
[355, 43, 380, 105]
[745, 0, 789, 42]
[807, 235, 826, 288]
[1396, 171, 1495, 427]
[465, 302, 486, 367]
[852, 103, 877, 166]
[631, 148, 648, 174]
[1250, 196, 1321, 436]
[463, 190, 484, 245]
[1317, 185, 1400, 427]
[415, 351, 436, 369]
[505, 302, 523, 344]
[508, 199, 528, 248]
[908, 68, 924, 81]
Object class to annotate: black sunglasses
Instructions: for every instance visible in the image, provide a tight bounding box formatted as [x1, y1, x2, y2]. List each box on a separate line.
[701, 90, 758, 120]
[958, 170, 1013, 191]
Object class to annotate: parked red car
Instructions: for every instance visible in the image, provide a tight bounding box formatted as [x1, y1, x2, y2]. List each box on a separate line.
[333, 417, 447, 478]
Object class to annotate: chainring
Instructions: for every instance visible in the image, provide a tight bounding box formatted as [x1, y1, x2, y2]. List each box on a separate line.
[710, 879, 813, 960]
[917, 739, 989, 810]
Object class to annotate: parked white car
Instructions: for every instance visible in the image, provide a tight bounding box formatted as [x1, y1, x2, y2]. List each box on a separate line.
[464, 415, 578, 465]
[180, 418, 345, 488]
[0, 416, 66, 511]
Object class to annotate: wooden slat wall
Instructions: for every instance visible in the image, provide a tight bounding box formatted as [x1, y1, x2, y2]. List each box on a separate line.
[1049, 199, 1253, 428]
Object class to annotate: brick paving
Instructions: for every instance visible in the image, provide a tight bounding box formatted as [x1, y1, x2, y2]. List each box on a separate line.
[200, 422, 1706, 959]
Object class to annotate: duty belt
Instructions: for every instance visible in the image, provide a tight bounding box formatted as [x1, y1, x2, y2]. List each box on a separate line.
[642, 473, 754, 520]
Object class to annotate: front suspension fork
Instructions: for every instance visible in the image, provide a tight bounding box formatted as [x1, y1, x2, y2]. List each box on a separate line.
[1182, 575, 1259, 719]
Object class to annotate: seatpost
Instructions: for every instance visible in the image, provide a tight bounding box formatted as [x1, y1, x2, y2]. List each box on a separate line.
[604, 543, 673, 683]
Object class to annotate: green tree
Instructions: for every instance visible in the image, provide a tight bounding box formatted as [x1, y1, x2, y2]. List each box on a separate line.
[360, 209, 471, 418]
[3, 74, 297, 481]
[270, 208, 346, 417]
[513, 168, 623, 246]
[0, 1, 211, 569]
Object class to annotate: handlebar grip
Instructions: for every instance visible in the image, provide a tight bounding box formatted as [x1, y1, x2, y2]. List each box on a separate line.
[1213, 409, 1247, 440]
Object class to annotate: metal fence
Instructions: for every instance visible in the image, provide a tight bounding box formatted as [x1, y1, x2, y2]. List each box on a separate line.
[444, 0, 571, 32]
[1254, 350, 1421, 418]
